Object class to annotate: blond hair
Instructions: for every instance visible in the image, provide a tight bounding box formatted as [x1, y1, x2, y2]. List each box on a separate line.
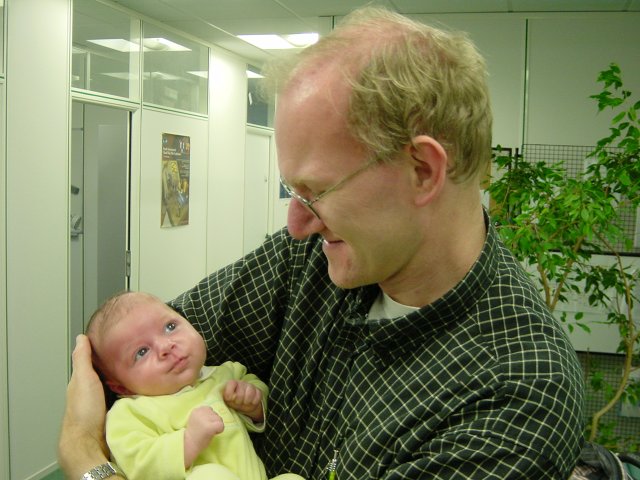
[264, 7, 492, 182]
[86, 291, 159, 375]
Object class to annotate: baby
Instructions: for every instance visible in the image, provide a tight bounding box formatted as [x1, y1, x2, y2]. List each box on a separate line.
[87, 291, 303, 480]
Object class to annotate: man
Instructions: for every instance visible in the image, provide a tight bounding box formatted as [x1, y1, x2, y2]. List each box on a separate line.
[59, 7, 585, 479]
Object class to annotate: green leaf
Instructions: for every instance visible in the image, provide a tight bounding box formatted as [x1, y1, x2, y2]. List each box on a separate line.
[576, 322, 591, 334]
[619, 171, 631, 186]
[613, 111, 626, 124]
[581, 209, 590, 221]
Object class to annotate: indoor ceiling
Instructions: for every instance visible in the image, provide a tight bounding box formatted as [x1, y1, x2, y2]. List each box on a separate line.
[110, 0, 640, 65]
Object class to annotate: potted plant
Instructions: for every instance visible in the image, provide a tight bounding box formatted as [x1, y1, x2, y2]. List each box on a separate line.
[488, 63, 640, 449]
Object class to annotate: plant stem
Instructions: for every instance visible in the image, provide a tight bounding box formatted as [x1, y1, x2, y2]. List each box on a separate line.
[588, 233, 638, 442]
[547, 236, 585, 312]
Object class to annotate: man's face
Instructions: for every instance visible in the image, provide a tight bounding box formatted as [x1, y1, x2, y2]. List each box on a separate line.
[275, 72, 424, 290]
[100, 297, 206, 396]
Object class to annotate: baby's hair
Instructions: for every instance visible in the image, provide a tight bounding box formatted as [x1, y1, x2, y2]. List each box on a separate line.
[86, 290, 162, 403]
[86, 290, 161, 340]
[87, 290, 127, 339]
[85, 290, 133, 383]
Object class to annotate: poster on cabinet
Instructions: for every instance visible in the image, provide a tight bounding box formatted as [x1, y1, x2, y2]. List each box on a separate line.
[161, 132, 190, 227]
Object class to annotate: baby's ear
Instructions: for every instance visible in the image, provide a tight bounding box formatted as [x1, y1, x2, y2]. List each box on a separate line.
[105, 379, 133, 397]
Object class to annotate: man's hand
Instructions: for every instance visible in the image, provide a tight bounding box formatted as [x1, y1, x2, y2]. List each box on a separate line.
[184, 406, 224, 468]
[223, 380, 264, 423]
[58, 335, 116, 478]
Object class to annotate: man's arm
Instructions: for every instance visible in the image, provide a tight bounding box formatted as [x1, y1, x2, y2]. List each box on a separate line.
[58, 335, 125, 479]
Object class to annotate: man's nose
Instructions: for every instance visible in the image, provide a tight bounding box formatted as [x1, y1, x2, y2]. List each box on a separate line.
[286, 199, 323, 240]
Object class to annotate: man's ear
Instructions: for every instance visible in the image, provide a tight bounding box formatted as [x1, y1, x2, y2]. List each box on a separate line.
[106, 379, 133, 396]
[405, 135, 448, 206]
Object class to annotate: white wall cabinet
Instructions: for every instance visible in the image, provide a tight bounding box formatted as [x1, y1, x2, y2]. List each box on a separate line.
[137, 109, 209, 301]
[5, 0, 70, 478]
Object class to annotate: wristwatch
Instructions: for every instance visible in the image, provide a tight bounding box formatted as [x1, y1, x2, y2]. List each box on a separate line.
[81, 462, 124, 479]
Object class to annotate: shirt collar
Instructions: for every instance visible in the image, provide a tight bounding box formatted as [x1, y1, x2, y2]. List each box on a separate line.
[349, 210, 498, 364]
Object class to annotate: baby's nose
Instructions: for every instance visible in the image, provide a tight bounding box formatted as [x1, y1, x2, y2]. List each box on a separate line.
[159, 339, 176, 355]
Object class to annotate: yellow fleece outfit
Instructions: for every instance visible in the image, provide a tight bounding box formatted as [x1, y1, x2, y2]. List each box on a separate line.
[106, 361, 303, 480]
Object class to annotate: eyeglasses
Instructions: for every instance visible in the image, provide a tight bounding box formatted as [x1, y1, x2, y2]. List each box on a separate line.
[280, 157, 379, 220]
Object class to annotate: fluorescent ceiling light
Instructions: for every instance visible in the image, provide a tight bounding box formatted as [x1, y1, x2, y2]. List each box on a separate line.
[101, 72, 133, 80]
[144, 71, 183, 81]
[105, 71, 190, 81]
[285, 33, 319, 47]
[87, 37, 190, 53]
[187, 71, 209, 78]
[238, 32, 319, 50]
[88, 38, 140, 53]
[144, 37, 191, 52]
[246, 70, 264, 79]
[238, 34, 294, 50]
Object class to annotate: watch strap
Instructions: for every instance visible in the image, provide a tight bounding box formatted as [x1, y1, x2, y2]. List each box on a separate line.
[81, 462, 124, 480]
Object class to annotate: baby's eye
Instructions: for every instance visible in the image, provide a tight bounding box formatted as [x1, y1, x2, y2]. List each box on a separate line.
[165, 321, 177, 333]
[135, 347, 149, 362]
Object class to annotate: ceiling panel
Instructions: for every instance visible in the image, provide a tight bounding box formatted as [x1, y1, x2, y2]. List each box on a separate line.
[392, 0, 511, 13]
[111, 0, 192, 20]
[510, 0, 631, 10]
[105, 0, 640, 65]
[114, 0, 297, 21]
[168, 0, 298, 20]
[277, 0, 396, 17]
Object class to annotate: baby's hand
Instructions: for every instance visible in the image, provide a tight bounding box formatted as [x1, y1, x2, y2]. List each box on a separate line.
[184, 406, 224, 468]
[223, 380, 264, 423]
[188, 405, 224, 438]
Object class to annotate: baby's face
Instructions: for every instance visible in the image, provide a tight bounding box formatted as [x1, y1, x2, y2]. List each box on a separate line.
[101, 297, 206, 396]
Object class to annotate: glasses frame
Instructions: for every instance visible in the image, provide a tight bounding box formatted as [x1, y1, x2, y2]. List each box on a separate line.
[280, 157, 379, 220]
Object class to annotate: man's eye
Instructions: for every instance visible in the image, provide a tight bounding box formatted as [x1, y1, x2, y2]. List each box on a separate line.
[302, 185, 321, 198]
[135, 347, 149, 361]
[291, 182, 318, 199]
[165, 321, 177, 333]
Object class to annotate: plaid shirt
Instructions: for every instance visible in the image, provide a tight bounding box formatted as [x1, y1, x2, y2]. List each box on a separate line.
[170, 216, 585, 480]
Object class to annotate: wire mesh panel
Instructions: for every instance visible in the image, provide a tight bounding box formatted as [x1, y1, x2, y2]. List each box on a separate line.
[577, 351, 640, 449]
[522, 144, 639, 255]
